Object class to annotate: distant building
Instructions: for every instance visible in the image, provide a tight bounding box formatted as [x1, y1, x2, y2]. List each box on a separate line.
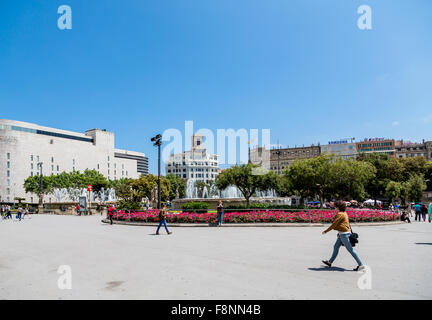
[0, 119, 148, 204]
[269, 145, 321, 174]
[320, 139, 357, 160]
[165, 135, 220, 183]
[356, 138, 398, 157]
[395, 140, 431, 160]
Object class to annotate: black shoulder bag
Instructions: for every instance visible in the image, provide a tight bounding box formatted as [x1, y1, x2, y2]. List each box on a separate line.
[349, 226, 359, 247]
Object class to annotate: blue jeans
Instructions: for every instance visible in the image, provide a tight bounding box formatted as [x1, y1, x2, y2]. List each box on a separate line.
[157, 219, 169, 233]
[217, 211, 224, 225]
[329, 233, 363, 266]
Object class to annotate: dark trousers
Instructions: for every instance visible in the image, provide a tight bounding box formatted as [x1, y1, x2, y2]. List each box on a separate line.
[415, 212, 421, 221]
[109, 215, 113, 225]
[157, 219, 169, 233]
[217, 211, 224, 225]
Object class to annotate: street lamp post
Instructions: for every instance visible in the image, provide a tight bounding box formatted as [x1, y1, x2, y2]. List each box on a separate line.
[175, 162, 179, 199]
[151, 134, 162, 209]
[37, 162, 43, 212]
[275, 150, 281, 177]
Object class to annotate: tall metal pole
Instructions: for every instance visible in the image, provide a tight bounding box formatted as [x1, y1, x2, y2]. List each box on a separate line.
[158, 142, 161, 210]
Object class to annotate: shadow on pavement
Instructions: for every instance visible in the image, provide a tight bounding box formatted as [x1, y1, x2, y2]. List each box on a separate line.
[415, 242, 432, 245]
[308, 267, 352, 272]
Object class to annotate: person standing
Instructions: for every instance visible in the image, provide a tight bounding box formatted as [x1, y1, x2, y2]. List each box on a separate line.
[421, 204, 428, 222]
[407, 203, 412, 217]
[322, 200, 365, 271]
[108, 204, 114, 225]
[414, 202, 422, 221]
[1, 204, 5, 219]
[428, 202, 432, 223]
[23, 205, 30, 219]
[156, 205, 172, 235]
[217, 200, 224, 226]
[6, 205, 12, 219]
[16, 207, 23, 221]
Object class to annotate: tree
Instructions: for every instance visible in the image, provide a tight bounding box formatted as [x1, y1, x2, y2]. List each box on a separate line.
[215, 163, 279, 208]
[385, 181, 403, 203]
[166, 174, 187, 200]
[328, 158, 376, 201]
[406, 174, 427, 203]
[23, 175, 54, 208]
[357, 153, 394, 203]
[130, 174, 170, 203]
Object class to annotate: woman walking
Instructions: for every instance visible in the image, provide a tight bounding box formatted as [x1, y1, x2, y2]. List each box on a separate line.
[322, 200, 365, 271]
[156, 205, 172, 235]
[217, 200, 224, 226]
[421, 204, 428, 222]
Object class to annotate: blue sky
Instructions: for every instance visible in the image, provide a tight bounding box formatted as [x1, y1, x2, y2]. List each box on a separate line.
[1, 0, 431, 174]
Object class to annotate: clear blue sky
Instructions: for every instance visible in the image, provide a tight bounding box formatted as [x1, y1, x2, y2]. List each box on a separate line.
[1, 0, 431, 174]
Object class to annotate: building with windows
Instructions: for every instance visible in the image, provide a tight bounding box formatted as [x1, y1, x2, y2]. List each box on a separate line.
[395, 140, 431, 160]
[356, 138, 398, 157]
[269, 145, 321, 174]
[165, 135, 220, 183]
[320, 139, 357, 160]
[0, 119, 148, 204]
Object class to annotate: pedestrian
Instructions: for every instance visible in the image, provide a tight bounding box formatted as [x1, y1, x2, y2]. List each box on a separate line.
[108, 204, 114, 225]
[400, 211, 411, 223]
[217, 200, 224, 226]
[321, 200, 365, 271]
[16, 207, 23, 221]
[407, 203, 412, 217]
[1, 204, 5, 219]
[23, 205, 30, 219]
[394, 202, 400, 213]
[421, 204, 428, 222]
[76, 203, 80, 215]
[6, 205, 12, 219]
[156, 205, 172, 235]
[414, 202, 422, 221]
[429, 202, 432, 223]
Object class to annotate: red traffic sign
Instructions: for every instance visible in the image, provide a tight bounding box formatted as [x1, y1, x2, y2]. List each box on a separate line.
[87, 185, 93, 192]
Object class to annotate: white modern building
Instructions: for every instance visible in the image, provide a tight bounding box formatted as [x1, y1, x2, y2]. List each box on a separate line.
[165, 135, 220, 183]
[320, 139, 358, 160]
[0, 119, 148, 204]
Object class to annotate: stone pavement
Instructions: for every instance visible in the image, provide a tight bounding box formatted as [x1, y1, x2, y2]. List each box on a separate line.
[0, 214, 431, 299]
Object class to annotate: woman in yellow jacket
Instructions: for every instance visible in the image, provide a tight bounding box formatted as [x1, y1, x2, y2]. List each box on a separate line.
[322, 200, 365, 271]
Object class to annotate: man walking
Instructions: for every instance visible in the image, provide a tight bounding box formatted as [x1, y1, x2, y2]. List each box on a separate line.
[156, 205, 172, 235]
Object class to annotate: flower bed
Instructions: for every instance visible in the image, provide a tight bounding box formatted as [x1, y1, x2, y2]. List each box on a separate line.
[112, 209, 399, 224]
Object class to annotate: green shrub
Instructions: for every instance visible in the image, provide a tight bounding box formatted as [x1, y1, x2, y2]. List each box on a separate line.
[181, 202, 209, 211]
[116, 200, 142, 210]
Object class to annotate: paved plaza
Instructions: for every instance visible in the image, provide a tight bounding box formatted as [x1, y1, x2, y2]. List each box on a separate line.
[0, 214, 431, 300]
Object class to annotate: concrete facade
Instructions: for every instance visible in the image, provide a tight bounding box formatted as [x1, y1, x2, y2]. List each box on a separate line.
[165, 135, 220, 183]
[396, 140, 431, 160]
[270, 145, 321, 174]
[0, 119, 148, 204]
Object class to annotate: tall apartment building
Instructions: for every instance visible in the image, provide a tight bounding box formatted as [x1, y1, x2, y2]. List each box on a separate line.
[270, 145, 321, 174]
[165, 135, 220, 183]
[0, 119, 148, 204]
[356, 138, 397, 157]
